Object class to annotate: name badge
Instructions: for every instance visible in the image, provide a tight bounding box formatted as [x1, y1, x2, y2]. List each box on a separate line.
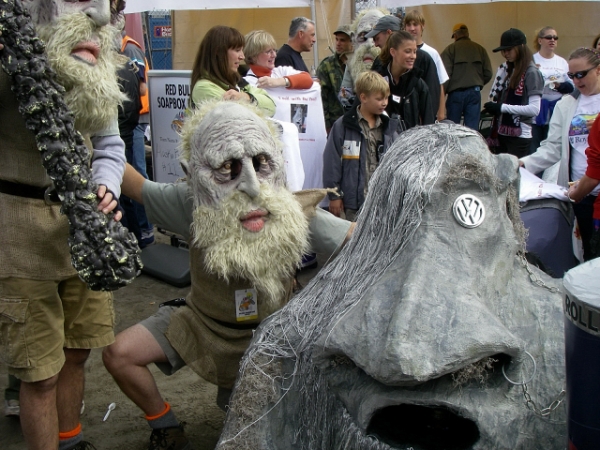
[235, 288, 258, 322]
[392, 95, 401, 104]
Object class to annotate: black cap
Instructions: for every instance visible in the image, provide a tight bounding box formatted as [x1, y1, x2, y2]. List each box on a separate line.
[493, 28, 527, 52]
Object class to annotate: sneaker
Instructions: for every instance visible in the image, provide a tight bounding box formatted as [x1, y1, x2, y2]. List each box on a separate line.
[139, 233, 155, 249]
[4, 399, 19, 417]
[148, 425, 193, 450]
[299, 252, 318, 270]
[70, 441, 97, 450]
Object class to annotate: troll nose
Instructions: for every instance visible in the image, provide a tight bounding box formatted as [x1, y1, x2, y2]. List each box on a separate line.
[237, 161, 261, 199]
[315, 257, 523, 386]
[80, 0, 111, 27]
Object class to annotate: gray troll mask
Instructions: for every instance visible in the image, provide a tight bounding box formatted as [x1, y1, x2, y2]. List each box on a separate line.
[348, 9, 385, 83]
[216, 124, 566, 450]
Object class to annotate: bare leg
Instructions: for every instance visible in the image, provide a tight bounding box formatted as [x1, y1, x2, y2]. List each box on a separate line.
[20, 375, 59, 450]
[102, 324, 169, 416]
[57, 348, 90, 432]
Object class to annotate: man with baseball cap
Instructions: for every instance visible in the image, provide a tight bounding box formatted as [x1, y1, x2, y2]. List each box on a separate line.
[441, 23, 492, 130]
[365, 15, 401, 48]
[317, 24, 354, 132]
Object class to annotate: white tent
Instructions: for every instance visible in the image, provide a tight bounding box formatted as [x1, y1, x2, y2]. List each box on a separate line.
[125, 0, 311, 13]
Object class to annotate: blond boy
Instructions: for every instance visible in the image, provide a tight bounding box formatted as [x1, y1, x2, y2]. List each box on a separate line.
[323, 71, 399, 220]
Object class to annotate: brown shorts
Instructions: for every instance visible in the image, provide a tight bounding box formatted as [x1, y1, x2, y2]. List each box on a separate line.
[0, 275, 115, 382]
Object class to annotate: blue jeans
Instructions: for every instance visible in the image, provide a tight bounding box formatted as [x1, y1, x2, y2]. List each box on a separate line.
[124, 123, 152, 237]
[132, 123, 150, 179]
[446, 87, 481, 131]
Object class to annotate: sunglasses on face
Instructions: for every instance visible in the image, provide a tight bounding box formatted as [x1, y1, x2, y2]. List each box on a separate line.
[541, 35, 559, 41]
[567, 67, 596, 80]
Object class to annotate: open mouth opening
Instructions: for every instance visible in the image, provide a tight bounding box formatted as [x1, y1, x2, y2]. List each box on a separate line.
[366, 404, 479, 450]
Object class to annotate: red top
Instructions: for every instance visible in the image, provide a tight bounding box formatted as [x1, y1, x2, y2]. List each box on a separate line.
[585, 114, 600, 180]
[585, 115, 600, 220]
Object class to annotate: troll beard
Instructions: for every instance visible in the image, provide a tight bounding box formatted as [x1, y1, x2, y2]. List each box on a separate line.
[349, 42, 381, 82]
[191, 184, 310, 315]
[37, 12, 126, 135]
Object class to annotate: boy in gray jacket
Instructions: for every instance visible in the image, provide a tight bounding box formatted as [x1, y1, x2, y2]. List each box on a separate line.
[323, 71, 399, 220]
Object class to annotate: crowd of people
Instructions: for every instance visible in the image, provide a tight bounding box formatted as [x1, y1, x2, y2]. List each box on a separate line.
[1, 3, 599, 450]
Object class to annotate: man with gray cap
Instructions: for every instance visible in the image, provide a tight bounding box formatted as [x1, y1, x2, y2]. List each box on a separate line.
[441, 23, 493, 130]
[317, 24, 353, 132]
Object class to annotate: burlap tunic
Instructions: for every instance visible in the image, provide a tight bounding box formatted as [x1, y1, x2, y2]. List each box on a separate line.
[0, 70, 75, 279]
[165, 247, 295, 389]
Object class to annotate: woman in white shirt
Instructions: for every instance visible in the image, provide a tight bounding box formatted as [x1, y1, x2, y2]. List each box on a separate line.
[531, 26, 573, 152]
[521, 47, 600, 260]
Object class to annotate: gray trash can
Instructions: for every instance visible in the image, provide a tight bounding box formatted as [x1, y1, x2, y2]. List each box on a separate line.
[563, 259, 600, 449]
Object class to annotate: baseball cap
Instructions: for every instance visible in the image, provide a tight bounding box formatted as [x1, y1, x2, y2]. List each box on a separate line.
[333, 24, 352, 37]
[451, 23, 468, 38]
[365, 15, 401, 39]
[493, 28, 527, 52]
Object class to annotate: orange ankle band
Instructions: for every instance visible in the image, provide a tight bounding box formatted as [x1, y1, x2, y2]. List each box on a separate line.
[59, 423, 82, 440]
[145, 402, 170, 421]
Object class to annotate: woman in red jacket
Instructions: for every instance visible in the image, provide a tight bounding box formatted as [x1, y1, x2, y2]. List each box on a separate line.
[568, 113, 600, 258]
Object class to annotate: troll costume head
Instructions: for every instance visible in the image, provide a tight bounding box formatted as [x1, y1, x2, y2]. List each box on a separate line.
[347, 9, 387, 82]
[0, 0, 141, 289]
[216, 124, 566, 449]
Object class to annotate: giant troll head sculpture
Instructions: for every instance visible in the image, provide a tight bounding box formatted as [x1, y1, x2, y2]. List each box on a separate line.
[216, 124, 566, 450]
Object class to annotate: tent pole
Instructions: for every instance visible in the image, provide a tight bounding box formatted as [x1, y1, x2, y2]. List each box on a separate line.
[311, 0, 318, 75]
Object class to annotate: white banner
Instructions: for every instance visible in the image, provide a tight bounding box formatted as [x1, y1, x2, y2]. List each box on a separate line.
[125, 0, 311, 13]
[253, 82, 328, 191]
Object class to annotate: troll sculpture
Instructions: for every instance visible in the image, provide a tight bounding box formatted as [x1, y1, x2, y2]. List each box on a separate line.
[216, 124, 567, 450]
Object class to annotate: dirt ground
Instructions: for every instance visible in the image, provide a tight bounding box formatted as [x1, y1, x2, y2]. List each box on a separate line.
[0, 233, 320, 449]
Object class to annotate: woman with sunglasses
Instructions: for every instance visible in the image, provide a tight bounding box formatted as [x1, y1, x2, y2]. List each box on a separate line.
[243, 30, 313, 91]
[531, 27, 574, 153]
[484, 28, 544, 158]
[190, 26, 275, 115]
[522, 47, 600, 260]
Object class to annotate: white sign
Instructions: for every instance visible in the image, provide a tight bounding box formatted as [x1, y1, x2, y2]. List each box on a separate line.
[148, 70, 191, 183]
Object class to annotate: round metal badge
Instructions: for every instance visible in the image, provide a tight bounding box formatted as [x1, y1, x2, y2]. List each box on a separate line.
[452, 194, 485, 228]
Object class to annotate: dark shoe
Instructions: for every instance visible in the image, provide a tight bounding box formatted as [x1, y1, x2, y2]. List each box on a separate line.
[4, 399, 19, 417]
[148, 426, 193, 450]
[299, 252, 318, 270]
[70, 442, 98, 450]
[139, 233, 155, 249]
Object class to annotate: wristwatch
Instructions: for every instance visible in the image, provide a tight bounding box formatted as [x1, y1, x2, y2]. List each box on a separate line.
[284, 77, 290, 88]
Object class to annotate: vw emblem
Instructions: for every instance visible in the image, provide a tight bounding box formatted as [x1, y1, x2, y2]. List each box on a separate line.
[453, 194, 485, 228]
